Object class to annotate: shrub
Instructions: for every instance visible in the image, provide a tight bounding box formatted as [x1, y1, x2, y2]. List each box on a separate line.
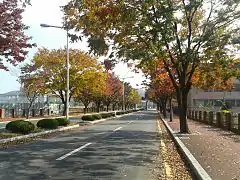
[116, 112, 121, 115]
[55, 118, 69, 126]
[116, 111, 125, 115]
[100, 113, 115, 118]
[6, 120, 35, 134]
[92, 114, 102, 120]
[37, 119, 59, 129]
[82, 115, 95, 121]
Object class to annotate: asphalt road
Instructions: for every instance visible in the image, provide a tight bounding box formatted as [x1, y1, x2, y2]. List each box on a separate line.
[0, 111, 159, 180]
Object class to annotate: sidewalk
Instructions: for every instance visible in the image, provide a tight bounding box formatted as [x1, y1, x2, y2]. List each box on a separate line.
[163, 116, 240, 180]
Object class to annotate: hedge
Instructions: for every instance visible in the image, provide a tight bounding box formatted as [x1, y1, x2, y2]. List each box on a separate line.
[55, 118, 69, 126]
[82, 115, 95, 121]
[100, 113, 115, 119]
[37, 119, 59, 129]
[92, 114, 102, 120]
[6, 120, 35, 134]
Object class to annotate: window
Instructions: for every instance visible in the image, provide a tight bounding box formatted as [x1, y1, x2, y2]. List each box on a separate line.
[225, 100, 235, 108]
[236, 100, 240, 107]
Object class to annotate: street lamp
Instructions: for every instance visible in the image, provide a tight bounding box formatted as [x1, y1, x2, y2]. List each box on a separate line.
[120, 76, 134, 111]
[40, 23, 70, 121]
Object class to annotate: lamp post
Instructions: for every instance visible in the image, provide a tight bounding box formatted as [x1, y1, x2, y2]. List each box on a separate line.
[40, 23, 70, 120]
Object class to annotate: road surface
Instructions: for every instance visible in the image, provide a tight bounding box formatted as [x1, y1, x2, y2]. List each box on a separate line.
[0, 111, 160, 180]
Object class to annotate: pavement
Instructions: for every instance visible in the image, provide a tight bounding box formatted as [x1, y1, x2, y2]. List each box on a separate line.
[164, 115, 240, 180]
[0, 111, 160, 180]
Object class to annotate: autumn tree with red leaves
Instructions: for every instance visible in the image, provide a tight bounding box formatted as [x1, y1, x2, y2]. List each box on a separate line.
[143, 60, 176, 121]
[103, 73, 123, 111]
[0, 0, 33, 71]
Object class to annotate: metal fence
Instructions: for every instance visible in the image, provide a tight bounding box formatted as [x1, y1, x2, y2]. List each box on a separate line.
[0, 102, 54, 118]
[187, 110, 240, 134]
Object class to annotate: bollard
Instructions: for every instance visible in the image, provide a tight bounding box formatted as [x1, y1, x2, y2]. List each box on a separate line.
[47, 109, 50, 116]
[195, 111, 198, 121]
[216, 112, 221, 128]
[209, 111, 213, 125]
[199, 111, 202, 122]
[192, 111, 194, 120]
[238, 114, 240, 134]
[0, 109, 5, 118]
[31, 109, 36, 117]
[22, 109, 26, 117]
[203, 111, 207, 124]
[225, 113, 232, 131]
[40, 109, 44, 116]
[11, 109, 15, 118]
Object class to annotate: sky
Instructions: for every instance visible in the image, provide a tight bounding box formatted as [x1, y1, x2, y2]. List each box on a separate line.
[0, 0, 145, 94]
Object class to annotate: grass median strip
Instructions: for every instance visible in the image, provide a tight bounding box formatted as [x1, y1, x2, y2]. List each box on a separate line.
[56, 142, 92, 160]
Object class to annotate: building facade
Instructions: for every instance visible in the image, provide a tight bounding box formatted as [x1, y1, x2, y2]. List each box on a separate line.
[188, 79, 240, 112]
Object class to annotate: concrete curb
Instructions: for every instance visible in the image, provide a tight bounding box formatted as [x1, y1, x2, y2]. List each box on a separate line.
[160, 117, 212, 180]
[0, 112, 135, 144]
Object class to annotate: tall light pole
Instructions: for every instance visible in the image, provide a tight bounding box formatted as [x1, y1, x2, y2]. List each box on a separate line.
[40, 23, 70, 120]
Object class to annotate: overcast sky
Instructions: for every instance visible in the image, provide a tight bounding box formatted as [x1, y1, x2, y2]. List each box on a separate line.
[0, 0, 145, 93]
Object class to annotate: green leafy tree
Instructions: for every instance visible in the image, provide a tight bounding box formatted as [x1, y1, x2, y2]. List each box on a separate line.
[74, 69, 106, 114]
[64, 0, 240, 132]
[21, 48, 100, 115]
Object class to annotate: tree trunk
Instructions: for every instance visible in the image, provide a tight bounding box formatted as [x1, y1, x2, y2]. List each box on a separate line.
[176, 87, 190, 133]
[106, 104, 109, 112]
[161, 99, 167, 118]
[169, 96, 173, 122]
[84, 104, 88, 114]
[27, 100, 34, 119]
[157, 102, 160, 111]
[96, 102, 101, 113]
[63, 102, 67, 116]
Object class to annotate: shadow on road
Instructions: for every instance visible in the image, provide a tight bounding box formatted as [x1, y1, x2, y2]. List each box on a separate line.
[0, 111, 159, 180]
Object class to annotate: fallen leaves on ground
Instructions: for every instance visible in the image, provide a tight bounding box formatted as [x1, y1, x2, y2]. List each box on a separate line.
[156, 118, 193, 180]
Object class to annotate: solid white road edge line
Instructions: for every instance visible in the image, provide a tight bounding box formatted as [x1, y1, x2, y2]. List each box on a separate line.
[56, 142, 92, 161]
[113, 127, 122, 132]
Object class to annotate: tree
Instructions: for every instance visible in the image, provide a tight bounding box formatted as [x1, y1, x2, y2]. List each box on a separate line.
[102, 72, 122, 111]
[0, 0, 33, 71]
[192, 62, 236, 91]
[142, 60, 175, 120]
[126, 88, 141, 109]
[19, 64, 45, 118]
[21, 48, 100, 115]
[74, 69, 106, 114]
[64, 0, 240, 132]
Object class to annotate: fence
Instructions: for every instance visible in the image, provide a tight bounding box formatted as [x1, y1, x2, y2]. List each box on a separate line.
[0, 103, 55, 118]
[187, 110, 240, 134]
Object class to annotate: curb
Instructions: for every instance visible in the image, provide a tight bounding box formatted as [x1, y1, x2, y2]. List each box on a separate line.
[160, 117, 212, 180]
[0, 112, 135, 144]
